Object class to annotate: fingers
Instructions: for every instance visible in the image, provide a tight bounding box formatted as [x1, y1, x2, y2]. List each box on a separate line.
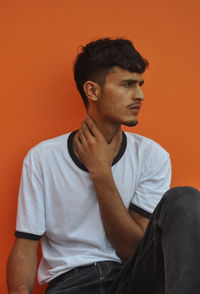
[73, 132, 82, 150]
[78, 128, 87, 146]
[77, 115, 121, 149]
[75, 120, 96, 148]
[81, 121, 93, 140]
[85, 115, 103, 140]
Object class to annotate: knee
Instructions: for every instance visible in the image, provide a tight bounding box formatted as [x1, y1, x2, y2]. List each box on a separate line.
[170, 186, 199, 194]
[165, 186, 199, 200]
[161, 186, 200, 220]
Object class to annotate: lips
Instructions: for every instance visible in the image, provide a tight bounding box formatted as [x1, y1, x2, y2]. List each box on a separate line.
[128, 103, 142, 113]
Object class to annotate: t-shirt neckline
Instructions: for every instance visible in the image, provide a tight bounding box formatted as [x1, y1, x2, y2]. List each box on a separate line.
[67, 130, 127, 172]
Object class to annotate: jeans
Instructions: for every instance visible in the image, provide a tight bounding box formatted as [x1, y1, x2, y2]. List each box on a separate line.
[45, 186, 200, 294]
[45, 261, 122, 294]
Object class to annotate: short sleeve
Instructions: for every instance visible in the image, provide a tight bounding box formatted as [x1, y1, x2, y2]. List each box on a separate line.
[15, 151, 46, 239]
[130, 153, 171, 218]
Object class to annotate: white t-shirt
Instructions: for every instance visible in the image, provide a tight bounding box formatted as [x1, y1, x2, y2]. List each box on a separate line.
[15, 131, 171, 284]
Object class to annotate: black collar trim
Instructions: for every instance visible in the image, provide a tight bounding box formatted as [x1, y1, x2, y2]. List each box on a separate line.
[67, 130, 127, 172]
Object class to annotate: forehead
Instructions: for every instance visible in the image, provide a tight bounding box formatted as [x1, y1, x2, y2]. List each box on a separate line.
[105, 66, 144, 83]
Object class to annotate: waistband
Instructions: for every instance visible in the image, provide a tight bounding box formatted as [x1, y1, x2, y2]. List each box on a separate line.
[48, 261, 121, 287]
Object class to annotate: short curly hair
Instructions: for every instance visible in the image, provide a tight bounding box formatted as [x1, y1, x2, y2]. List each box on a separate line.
[73, 38, 149, 108]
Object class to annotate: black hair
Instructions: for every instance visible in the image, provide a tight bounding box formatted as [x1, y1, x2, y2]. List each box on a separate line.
[73, 38, 149, 108]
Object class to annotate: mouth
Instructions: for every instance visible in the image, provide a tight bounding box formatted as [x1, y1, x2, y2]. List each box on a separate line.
[128, 103, 142, 114]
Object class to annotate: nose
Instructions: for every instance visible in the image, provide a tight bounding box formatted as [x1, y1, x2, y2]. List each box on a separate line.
[133, 86, 144, 101]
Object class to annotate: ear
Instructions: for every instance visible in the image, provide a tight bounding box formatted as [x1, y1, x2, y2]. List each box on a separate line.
[83, 81, 101, 102]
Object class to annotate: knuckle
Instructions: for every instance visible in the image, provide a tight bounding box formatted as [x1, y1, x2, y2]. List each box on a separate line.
[88, 138, 95, 145]
[87, 120, 93, 128]
[81, 123, 86, 130]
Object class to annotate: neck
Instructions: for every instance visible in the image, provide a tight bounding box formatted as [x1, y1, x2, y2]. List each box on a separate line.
[73, 110, 123, 162]
[87, 110, 122, 143]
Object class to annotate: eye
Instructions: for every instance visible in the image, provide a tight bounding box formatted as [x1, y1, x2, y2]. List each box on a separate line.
[124, 81, 133, 87]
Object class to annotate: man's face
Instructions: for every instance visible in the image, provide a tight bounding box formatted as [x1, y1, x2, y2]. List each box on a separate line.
[96, 66, 145, 127]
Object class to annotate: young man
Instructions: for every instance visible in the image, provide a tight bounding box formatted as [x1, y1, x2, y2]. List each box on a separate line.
[7, 38, 200, 294]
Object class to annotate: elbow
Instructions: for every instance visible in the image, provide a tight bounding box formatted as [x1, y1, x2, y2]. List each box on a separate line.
[117, 250, 134, 263]
[117, 246, 138, 264]
[117, 233, 144, 263]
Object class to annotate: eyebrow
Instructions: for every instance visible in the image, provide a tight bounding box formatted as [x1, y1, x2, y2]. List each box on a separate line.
[121, 79, 144, 86]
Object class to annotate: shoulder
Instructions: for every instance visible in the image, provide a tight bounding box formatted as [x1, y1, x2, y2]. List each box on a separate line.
[125, 132, 170, 162]
[23, 132, 71, 167]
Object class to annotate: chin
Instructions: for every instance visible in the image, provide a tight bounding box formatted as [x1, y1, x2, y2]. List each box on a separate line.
[122, 120, 138, 127]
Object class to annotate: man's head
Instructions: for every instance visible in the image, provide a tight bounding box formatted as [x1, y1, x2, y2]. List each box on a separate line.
[73, 38, 149, 109]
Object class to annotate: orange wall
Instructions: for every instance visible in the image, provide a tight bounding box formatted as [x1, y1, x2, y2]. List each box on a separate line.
[1, 0, 200, 293]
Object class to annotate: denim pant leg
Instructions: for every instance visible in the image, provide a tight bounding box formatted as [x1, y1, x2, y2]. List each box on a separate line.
[112, 186, 200, 294]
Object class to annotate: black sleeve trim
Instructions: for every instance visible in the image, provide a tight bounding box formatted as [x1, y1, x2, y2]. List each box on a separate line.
[129, 204, 152, 219]
[15, 231, 42, 240]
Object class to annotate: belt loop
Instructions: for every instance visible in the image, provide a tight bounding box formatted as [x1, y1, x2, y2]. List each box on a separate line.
[95, 262, 104, 280]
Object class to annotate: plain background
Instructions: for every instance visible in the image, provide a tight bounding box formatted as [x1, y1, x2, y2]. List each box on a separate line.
[1, 0, 200, 293]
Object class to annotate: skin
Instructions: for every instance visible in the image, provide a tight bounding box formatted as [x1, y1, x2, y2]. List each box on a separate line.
[83, 66, 145, 142]
[74, 67, 149, 262]
[7, 238, 38, 294]
[7, 66, 149, 293]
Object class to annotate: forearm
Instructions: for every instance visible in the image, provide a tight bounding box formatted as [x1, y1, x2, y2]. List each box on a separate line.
[74, 117, 145, 261]
[7, 240, 38, 294]
[90, 168, 144, 262]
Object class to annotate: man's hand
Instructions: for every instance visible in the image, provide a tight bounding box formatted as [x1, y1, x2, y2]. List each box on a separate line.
[74, 115, 148, 262]
[73, 115, 121, 175]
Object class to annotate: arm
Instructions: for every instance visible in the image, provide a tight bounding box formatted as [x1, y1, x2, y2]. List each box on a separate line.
[7, 238, 39, 294]
[74, 117, 149, 262]
[90, 168, 149, 262]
